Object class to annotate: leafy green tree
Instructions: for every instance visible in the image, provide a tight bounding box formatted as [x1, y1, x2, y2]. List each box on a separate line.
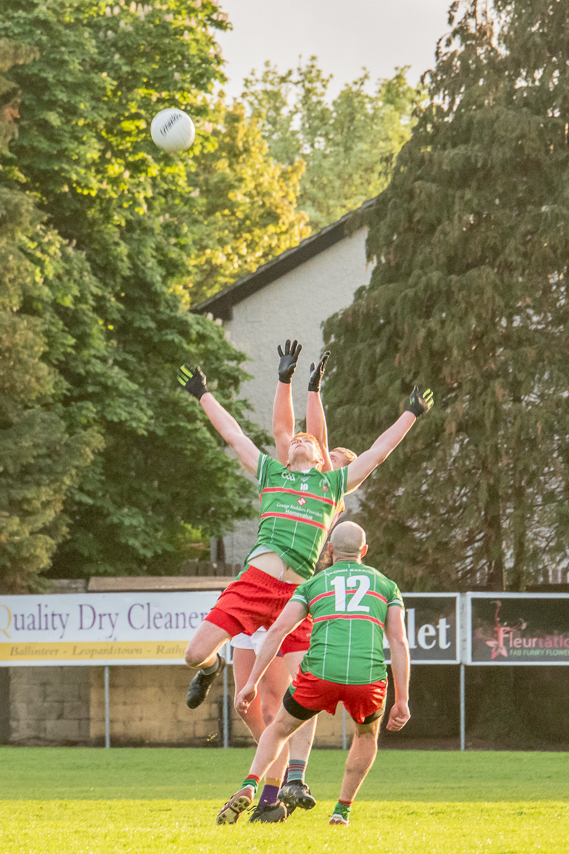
[184, 101, 309, 304]
[323, 0, 569, 592]
[0, 40, 100, 592]
[241, 58, 419, 230]
[0, 3, 283, 578]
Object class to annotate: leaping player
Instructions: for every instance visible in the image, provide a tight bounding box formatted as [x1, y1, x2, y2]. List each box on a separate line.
[177, 354, 432, 816]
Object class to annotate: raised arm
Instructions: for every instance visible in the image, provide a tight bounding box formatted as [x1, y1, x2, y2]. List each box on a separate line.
[272, 339, 302, 464]
[235, 600, 308, 712]
[306, 351, 332, 472]
[383, 604, 410, 731]
[345, 386, 433, 493]
[178, 364, 260, 475]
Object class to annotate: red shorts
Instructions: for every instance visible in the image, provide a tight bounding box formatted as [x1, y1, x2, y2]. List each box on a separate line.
[284, 668, 388, 725]
[204, 565, 313, 655]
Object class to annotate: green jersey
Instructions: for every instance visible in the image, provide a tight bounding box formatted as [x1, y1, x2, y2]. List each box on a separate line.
[245, 454, 347, 580]
[290, 560, 404, 684]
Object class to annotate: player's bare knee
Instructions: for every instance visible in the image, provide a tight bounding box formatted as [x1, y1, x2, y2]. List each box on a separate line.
[184, 642, 202, 668]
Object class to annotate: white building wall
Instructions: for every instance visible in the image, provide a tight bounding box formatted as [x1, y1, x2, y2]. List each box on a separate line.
[218, 226, 373, 566]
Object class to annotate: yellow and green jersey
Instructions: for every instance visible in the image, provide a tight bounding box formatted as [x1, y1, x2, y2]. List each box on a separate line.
[245, 454, 347, 580]
[290, 560, 404, 684]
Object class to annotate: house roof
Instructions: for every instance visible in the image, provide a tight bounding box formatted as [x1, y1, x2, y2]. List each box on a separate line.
[193, 197, 376, 321]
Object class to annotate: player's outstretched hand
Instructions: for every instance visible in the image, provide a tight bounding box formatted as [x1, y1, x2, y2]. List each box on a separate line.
[385, 699, 410, 732]
[178, 364, 209, 400]
[277, 339, 302, 384]
[308, 350, 331, 393]
[406, 386, 434, 418]
[235, 681, 257, 712]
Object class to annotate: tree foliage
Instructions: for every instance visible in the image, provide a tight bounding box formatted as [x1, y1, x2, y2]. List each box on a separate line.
[0, 2, 299, 583]
[183, 101, 309, 304]
[323, 0, 569, 592]
[241, 58, 420, 230]
[0, 40, 101, 592]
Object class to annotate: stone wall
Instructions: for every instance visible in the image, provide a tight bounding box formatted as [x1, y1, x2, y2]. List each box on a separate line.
[1, 662, 345, 748]
[6, 666, 90, 745]
[88, 663, 343, 748]
[4, 660, 568, 749]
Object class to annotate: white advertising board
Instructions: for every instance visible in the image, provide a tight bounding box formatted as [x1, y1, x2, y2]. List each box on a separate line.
[0, 591, 220, 666]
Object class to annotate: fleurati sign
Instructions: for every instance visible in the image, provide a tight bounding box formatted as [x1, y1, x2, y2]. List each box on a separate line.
[0, 592, 220, 666]
[384, 594, 459, 664]
[468, 593, 569, 665]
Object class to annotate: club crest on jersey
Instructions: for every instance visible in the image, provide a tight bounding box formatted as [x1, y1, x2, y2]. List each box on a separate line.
[319, 479, 330, 491]
[281, 471, 296, 482]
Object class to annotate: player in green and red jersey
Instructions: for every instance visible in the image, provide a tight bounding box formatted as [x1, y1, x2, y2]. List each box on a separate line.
[227, 341, 354, 822]
[233, 342, 356, 819]
[215, 521, 410, 827]
[178, 361, 429, 679]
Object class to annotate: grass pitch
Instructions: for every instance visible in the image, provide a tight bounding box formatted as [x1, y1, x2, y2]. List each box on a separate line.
[0, 747, 567, 854]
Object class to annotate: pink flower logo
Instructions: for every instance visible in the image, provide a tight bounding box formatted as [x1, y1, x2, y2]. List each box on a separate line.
[486, 626, 510, 659]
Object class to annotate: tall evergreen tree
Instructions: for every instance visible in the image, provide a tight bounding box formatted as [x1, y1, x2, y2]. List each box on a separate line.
[323, 0, 569, 592]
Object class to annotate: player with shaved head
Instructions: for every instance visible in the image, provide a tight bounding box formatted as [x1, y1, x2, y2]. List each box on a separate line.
[216, 520, 411, 827]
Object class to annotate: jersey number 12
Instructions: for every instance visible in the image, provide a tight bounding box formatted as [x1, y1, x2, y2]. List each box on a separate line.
[330, 575, 370, 613]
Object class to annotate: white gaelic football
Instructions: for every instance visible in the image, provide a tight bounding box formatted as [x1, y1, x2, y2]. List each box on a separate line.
[150, 108, 195, 152]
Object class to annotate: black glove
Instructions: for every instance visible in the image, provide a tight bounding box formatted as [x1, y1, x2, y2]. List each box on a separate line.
[177, 364, 209, 400]
[308, 351, 331, 392]
[406, 386, 434, 418]
[277, 339, 302, 384]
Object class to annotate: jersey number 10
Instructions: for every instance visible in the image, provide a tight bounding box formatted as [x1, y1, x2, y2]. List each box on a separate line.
[330, 575, 371, 613]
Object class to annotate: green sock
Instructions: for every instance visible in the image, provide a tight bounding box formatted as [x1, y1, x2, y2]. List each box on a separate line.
[241, 775, 260, 793]
[287, 759, 306, 783]
[201, 655, 220, 675]
[333, 800, 352, 819]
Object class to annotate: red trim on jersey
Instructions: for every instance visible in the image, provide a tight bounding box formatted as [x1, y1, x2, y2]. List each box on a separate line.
[309, 591, 335, 606]
[313, 614, 385, 629]
[260, 512, 328, 531]
[309, 591, 388, 607]
[261, 487, 336, 507]
[366, 591, 388, 604]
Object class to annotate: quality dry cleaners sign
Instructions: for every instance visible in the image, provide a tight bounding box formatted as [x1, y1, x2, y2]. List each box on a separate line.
[0, 592, 220, 665]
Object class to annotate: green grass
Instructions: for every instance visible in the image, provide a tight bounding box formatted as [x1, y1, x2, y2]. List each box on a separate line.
[0, 747, 568, 853]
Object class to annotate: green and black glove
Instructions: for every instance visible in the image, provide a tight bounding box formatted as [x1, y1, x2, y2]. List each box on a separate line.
[177, 364, 209, 400]
[308, 351, 331, 393]
[406, 386, 434, 418]
[277, 339, 302, 384]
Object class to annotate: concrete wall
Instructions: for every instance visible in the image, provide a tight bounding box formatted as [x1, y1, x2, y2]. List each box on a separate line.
[220, 227, 371, 565]
[1, 662, 347, 748]
[6, 666, 91, 745]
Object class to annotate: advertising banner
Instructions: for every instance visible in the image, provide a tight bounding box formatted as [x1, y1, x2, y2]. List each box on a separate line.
[0, 591, 220, 666]
[468, 593, 569, 665]
[385, 594, 460, 664]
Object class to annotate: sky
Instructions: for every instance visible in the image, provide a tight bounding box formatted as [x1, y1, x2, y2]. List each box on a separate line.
[215, 0, 454, 100]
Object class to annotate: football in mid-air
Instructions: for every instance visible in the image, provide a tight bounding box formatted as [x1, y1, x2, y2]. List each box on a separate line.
[150, 108, 195, 153]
